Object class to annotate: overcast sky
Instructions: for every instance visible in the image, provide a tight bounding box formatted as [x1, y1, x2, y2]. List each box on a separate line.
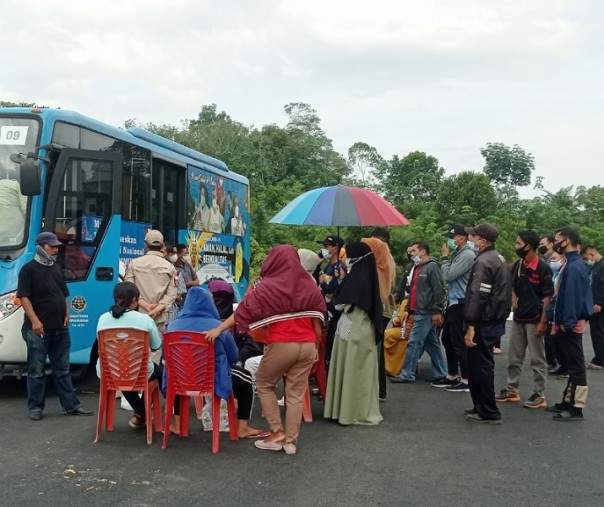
[2, 0, 602, 195]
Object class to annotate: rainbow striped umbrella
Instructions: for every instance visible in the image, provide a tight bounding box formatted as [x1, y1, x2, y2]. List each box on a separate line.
[270, 185, 409, 227]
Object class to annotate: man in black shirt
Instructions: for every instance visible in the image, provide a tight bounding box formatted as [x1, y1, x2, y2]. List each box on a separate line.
[17, 232, 93, 421]
[581, 245, 604, 369]
[496, 230, 553, 409]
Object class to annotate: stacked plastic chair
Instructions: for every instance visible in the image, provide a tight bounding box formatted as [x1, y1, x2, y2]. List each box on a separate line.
[95, 328, 163, 444]
[162, 331, 238, 453]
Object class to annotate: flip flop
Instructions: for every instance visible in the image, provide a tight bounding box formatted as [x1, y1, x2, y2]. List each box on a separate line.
[254, 439, 283, 451]
[244, 430, 271, 439]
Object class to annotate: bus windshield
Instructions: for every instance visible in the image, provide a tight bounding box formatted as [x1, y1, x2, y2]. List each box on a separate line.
[0, 117, 39, 248]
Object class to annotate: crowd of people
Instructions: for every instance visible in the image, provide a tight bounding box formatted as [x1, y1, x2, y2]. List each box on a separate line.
[16, 221, 601, 452]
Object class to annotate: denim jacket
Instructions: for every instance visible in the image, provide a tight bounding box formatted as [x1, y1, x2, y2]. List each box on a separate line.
[440, 244, 475, 307]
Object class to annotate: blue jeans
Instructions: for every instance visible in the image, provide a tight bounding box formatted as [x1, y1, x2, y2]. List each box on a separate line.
[400, 313, 447, 381]
[23, 323, 80, 413]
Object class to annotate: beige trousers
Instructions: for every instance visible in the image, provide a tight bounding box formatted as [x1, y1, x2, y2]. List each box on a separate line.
[256, 342, 316, 444]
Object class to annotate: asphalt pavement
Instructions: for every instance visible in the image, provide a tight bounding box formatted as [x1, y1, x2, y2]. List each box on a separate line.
[2, 332, 604, 507]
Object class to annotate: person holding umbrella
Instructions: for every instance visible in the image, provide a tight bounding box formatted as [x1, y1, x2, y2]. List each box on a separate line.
[316, 235, 346, 302]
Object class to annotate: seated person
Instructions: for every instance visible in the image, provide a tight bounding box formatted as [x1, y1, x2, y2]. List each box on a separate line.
[166, 286, 268, 438]
[384, 299, 411, 378]
[96, 281, 162, 430]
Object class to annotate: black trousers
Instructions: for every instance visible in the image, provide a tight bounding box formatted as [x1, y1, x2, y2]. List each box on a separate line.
[467, 326, 501, 420]
[589, 313, 604, 366]
[556, 330, 587, 387]
[442, 304, 468, 378]
[123, 362, 163, 419]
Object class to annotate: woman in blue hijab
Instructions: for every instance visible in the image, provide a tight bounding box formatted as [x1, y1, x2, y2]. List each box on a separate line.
[166, 287, 268, 438]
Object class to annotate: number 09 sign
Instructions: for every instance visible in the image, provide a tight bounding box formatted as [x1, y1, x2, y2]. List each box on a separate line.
[0, 126, 29, 145]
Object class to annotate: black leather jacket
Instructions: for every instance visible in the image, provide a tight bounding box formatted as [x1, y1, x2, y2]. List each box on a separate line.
[464, 246, 511, 325]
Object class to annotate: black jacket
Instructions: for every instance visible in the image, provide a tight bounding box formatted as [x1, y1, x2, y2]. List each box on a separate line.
[591, 259, 604, 307]
[413, 258, 446, 315]
[464, 246, 511, 325]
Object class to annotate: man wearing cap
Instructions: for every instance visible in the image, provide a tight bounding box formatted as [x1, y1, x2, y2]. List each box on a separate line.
[440, 225, 475, 392]
[17, 232, 94, 420]
[463, 223, 511, 424]
[125, 230, 177, 339]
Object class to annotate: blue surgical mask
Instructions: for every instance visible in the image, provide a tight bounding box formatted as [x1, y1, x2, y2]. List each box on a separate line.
[412, 255, 422, 266]
[585, 259, 595, 267]
[466, 240, 475, 251]
[550, 261, 562, 273]
[321, 248, 330, 259]
[346, 251, 373, 270]
[447, 238, 457, 251]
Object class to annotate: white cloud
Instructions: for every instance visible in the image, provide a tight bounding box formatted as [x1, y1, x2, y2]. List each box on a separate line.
[1, 0, 602, 192]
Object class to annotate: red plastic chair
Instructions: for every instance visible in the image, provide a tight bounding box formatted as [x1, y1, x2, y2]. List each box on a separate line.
[162, 331, 238, 453]
[95, 328, 163, 445]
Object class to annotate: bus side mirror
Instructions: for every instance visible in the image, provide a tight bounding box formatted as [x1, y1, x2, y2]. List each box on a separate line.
[19, 156, 41, 196]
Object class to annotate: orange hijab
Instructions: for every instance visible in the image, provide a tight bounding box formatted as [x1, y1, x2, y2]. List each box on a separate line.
[361, 237, 395, 305]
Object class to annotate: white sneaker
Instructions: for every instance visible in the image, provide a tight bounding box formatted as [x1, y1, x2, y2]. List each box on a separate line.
[277, 397, 285, 407]
[121, 397, 133, 411]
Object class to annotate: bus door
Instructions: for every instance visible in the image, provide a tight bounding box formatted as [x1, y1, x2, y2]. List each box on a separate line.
[44, 149, 122, 365]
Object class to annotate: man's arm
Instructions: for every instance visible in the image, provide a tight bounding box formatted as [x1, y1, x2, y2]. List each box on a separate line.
[20, 297, 43, 335]
[441, 249, 474, 283]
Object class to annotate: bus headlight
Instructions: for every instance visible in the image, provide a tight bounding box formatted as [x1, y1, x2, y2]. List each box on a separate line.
[0, 292, 21, 321]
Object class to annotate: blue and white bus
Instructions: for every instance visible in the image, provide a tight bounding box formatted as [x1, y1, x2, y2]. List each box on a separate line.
[0, 107, 250, 378]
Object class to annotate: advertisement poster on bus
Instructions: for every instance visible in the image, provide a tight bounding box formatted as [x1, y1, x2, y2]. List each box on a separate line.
[120, 221, 151, 274]
[185, 164, 250, 299]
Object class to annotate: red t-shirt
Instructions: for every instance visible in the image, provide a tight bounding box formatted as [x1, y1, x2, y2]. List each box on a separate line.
[267, 317, 316, 344]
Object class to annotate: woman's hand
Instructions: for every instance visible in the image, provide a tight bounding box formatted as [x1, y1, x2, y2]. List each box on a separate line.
[204, 327, 221, 343]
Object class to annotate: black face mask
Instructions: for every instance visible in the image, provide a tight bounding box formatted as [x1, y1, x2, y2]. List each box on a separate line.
[553, 239, 567, 254]
[537, 245, 548, 255]
[515, 246, 529, 259]
[407, 253, 413, 261]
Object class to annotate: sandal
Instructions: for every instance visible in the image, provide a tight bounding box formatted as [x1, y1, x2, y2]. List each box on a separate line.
[243, 430, 271, 439]
[254, 439, 283, 451]
[128, 414, 145, 429]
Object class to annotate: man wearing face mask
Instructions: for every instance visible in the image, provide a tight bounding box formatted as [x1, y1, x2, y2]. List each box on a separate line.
[580, 245, 604, 370]
[391, 241, 447, 384]
[545, 227, 593, 421]
[538, 235, 555, 264]
[463, 223, 511, 424]
[17, 232, 94, 420]
[496, 230, 553, 409]
[316, 236, 345, 302]
[173, 243, 199, 304]
[440, 225, 476, 392]
[394, 246, 415, 305]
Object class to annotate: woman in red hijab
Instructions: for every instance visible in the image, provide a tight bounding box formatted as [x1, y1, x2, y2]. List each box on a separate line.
[205, 245, 326, 455]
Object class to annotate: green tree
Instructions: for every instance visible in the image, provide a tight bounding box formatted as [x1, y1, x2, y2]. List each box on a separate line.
[376, 151, 444, 218]
[346, 142, 385, 188]
[480, 142, 535, 188]
[435, 171, 495, 225]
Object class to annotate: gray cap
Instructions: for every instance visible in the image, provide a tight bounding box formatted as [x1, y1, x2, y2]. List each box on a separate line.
[464, 223, 499, 243]
[36, 232, 62, 246]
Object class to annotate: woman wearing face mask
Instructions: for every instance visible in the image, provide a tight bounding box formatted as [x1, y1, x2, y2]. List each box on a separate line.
[324, 242, 384, 425]
[207, 187, 226, 233]
[191, 184, 210, 232]
[230, 196, 246, 237]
